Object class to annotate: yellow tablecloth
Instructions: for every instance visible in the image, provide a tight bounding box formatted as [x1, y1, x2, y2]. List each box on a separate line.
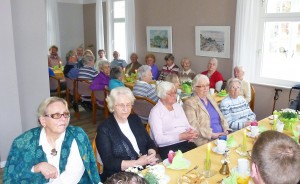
[162, 118, 299, 183]
[53, 68, 64, 79]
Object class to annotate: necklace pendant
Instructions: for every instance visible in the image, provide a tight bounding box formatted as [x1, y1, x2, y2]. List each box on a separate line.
[51, 148, 57, 156]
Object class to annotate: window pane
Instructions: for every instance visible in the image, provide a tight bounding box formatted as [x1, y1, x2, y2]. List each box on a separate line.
[113, 1, 125, 18]
[267, 0, 300, 13]
[261, 21, 300, 82]
[113, 22, 127, 61]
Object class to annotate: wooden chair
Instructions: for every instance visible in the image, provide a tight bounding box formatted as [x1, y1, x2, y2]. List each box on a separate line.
[65, 77, 76, 108]
[250, 84, 256, 112]
[103, 86, 110, 119]
[91, 88, 107, 124]
[75, 79, 93, 121]
[132, 96, 156, 125]
[49, 76, 63, 97]
[92, 134, 102, 174]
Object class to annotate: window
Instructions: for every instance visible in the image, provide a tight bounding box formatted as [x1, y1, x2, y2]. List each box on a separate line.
[257, 0, 300, 86]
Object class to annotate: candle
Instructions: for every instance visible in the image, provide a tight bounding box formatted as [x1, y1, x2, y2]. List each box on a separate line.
[135, 69, 137, 73]
[59, 61, 62, 68]
[205, 143, 211, 170]
[123, 68, 126, 74]
[242, 129, 247, 152]
[273, 114, 277, 130]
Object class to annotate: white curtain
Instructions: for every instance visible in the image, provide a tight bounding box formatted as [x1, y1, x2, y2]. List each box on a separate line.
[46, 0, 60, 52]
[125, 0, 136, 62]
[96, 0, 105, 52]
[233, 0, 260, 81]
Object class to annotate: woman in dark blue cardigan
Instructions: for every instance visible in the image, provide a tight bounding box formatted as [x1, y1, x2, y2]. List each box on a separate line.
[96, 87, 158, 181]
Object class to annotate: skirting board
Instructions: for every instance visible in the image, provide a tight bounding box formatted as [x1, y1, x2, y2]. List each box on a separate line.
[0, 161, 6, 168]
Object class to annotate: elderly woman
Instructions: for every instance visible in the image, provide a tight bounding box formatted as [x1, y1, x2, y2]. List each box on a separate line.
[3, 97, 100, 183]
[158, 54, 179, 81]
[234, 66, 251, 102]
[149, 81, 198, 160]
[133, 65, 159, 102]
[145, 53, 159, 80]
[178, 58, 196, 81]
[109, 66, 124, 90]
[96, 87, 158, 182]
[125, 53, 142, 75]
[219, 78, 256, 131]
[64, 50, 78, 78]
[77, 55, 98, 81]
[165, 74, 182, 104]
[201, 58, 224, 92]
[90, 61, 110, 91]
[183, 74, 229, 146]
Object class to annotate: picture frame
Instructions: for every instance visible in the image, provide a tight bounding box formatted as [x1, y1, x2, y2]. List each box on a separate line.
[195, 26, 230, 58]
[146, 26, 172, 53]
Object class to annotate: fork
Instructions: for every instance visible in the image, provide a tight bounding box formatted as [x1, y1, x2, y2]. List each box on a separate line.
[185, 165, 199, 174]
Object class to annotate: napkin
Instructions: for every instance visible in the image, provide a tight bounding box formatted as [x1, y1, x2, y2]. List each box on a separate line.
[292, 130, 299, 144]
[258, 124, 266, 132]
[227, 135, 237, 147]
[53, 65, 59, 69]
[167, 150, 189, 169]
[223, 169, 238, 184]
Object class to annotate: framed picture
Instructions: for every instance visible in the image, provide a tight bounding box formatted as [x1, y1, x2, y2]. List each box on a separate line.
[195, 26, 230, 58]
[146, 26, 172, 53]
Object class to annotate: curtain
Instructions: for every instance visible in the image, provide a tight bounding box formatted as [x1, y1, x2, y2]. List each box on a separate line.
[125, 0, 136, 62]
[46, 0, 60, 52]
[96, 0, 105, 52]
[233, 0, 260, 81]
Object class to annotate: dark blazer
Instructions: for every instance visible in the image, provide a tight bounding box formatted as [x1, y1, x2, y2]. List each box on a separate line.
[96, 114, 156, 181]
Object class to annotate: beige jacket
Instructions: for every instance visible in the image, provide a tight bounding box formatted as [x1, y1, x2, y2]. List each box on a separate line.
[183, 95, 229, 146]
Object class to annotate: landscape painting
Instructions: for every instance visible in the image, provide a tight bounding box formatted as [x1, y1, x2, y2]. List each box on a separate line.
[147, 26, 172, 53]
[195, 26, 230, 58]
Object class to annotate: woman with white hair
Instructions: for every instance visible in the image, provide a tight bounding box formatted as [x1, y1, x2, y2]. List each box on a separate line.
[132, 65, 159, 102]
[201, 58, 224, 92]
[233, 66, 251, 102]
[90, 61, 110, 91]
[96, 87, 158, 182]
[149, 81, 198, 160]
[183, 74, 229, 146]
[219, 78, 256, 131]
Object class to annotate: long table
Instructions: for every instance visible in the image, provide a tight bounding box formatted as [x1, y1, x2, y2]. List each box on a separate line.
[162, 118, 298, 183]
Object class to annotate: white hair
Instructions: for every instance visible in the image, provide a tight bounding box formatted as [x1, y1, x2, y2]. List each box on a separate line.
[156, 81, 175, 99]
[226, 77, 242, 91]
[192, 74, 209, 91]
[106, 87, 135, 113]
[137, 65, 151, 80]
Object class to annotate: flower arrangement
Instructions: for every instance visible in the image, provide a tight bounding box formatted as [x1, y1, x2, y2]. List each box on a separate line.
[125, 165, 166, 184]
[274, 108, 299, 130]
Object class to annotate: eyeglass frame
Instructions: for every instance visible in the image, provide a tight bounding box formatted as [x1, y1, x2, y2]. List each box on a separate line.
[44, 112, 71, 119]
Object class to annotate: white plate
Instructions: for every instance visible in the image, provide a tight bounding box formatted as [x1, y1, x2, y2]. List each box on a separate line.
[163, 158, 191, 170]
[268, 115, 274, 120]
[160, 175, 170, 184]
[212, 147, 229, 155]
[247, 132, 259, 138]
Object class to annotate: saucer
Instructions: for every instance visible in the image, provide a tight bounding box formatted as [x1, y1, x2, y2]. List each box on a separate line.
[247, 132, 259, 138]
[212, 147, 229, 155]
[163, 158, 190, 170]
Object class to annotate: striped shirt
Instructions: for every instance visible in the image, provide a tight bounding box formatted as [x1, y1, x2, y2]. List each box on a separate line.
[219, 96, 256, 131]
[77, 66, 98, 81]
[158, 64, 179, 81]
[133, 81, 159, 102]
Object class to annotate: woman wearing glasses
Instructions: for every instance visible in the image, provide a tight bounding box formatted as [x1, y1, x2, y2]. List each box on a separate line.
[3, 97, 100, 183]
[96, 87, 158, 182]
[183, 74, 229, 146]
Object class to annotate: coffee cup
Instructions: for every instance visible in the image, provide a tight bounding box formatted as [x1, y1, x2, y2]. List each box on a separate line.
[217, 139, 227, 153]
[250, 126, 259, 136]
[237, 158, 249, 176]
[209, 88, 215, 95]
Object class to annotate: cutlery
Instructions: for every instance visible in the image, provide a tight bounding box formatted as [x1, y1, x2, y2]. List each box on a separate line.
[185, 165, 199, 174]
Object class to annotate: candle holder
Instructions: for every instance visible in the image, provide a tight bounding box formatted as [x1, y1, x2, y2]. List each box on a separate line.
[202, 159, 215, 178]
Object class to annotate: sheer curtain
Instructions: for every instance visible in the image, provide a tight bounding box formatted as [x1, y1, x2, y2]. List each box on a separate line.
[233, 0, 260, 81]
[96, 0, 105, 52]
[125, 0, 136, 61]
[46, 0, 60, 51]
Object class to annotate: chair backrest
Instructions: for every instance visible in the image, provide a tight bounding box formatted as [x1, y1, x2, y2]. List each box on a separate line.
[132, 96, 156, 123]
[49, 76, 59, 91]
[92, 135, 102, 174]
[66, 77, 75, 95]
[250, 84, 256, 111]
[77, 79, 92, 97]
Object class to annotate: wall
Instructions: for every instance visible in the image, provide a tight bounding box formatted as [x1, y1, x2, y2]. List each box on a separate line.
[135, 0, 236, 81]
[58, 2, 85, 64]
[83, 3, 97, 56]
[0, 0, 49, 167]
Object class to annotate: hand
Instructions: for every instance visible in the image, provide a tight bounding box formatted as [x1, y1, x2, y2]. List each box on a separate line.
[211, 132, 222, 139]
[137, 154, 158, 166]
[179, 129, 198, 141]
[244, 121, 252, 127]
[34, 162, 58, 179]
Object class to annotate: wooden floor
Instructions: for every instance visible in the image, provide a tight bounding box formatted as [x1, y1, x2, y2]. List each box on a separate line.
[0, 106, 105, 183]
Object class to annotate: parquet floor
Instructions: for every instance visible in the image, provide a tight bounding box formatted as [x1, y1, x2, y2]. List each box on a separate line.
[0, 106, 105, 183]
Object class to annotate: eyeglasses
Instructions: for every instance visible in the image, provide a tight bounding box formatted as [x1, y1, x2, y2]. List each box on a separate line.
[115, 104, 132, 109]
[195, 84, 210, 88]
[45, 112, 70, 119]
